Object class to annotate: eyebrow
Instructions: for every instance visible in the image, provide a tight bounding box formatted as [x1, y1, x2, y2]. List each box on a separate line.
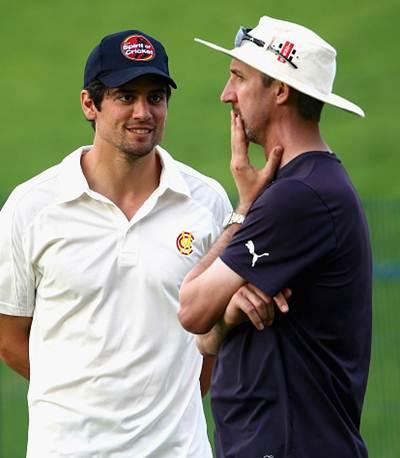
[111, 87, 167, 96]
[230, 68, 244, 78]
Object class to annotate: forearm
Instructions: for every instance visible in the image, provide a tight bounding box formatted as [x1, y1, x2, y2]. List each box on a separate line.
[196, 280, 290, 355]
[184, 223, 242, 284]
[0, 314, 31, 380]
[0, 336, 30, 379]
[178, 223, 245, 334]
[199, 355, 215, 396]
[196, 319, 231, 356]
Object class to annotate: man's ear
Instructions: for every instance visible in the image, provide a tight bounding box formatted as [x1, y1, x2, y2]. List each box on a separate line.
[80, 90, 97, 121]
[275, 81, 291, 105]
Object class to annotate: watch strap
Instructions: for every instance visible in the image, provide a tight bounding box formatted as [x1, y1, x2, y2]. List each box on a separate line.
[223, 211, 246, 229]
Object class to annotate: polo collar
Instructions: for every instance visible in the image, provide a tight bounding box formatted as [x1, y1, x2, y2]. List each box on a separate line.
[57, 145, 191, 204]
[57, 146, 91, 203]
[156, 146, 191, 198]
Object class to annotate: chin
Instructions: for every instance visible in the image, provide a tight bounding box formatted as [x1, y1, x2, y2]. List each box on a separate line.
[245, 128, 259, 144]
[120, 145, 155, 161]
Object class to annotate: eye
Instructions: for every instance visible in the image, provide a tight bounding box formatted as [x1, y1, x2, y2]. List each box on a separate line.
[149, 93, 165, 104]
[118, 94, 133, 103]
[231, 70, 244, 82]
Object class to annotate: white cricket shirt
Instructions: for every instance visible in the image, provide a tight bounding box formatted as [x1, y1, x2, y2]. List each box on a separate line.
[0, 146, 232, 457]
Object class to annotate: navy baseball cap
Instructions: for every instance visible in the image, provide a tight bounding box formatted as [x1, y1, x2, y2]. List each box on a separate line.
[83, 29, 177, 89]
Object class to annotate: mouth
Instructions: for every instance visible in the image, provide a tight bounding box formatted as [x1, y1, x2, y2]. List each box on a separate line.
[232, 106, 242, 117]
[126, 127, 153, 135]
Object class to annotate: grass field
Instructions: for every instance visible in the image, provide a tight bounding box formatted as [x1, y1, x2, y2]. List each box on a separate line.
[0, 0, 399, 199]
[0, 0, 399, 456]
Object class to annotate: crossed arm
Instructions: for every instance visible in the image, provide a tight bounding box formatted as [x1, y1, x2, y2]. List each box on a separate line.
[0, 313, 32, 379]
[196, 284, 291, 356]
[179, 250, 290, 355]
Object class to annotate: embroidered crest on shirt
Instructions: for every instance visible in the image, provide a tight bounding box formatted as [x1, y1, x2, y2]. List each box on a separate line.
[176, 231, 195, 256]
[245, 240, 269, 267]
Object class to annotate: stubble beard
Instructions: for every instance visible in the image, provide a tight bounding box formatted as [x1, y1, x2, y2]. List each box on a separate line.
[243, 120, 261, 145]
[244, 125, 258, 144]
[235, 108, 259, 145]
[119, 120, 165, 164]
[118, 130, 160, 164]
[120, 142, 156, 164]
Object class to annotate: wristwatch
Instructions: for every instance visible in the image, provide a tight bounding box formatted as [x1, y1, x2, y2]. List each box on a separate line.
[223, 211, 245, 229]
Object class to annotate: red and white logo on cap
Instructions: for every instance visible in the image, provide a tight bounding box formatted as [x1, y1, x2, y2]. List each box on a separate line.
[121, 35, 155, 61]
[278, 41, 296, 63]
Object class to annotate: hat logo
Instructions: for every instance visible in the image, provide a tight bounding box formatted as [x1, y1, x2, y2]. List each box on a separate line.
[271, 39, 297, 66]
[121, 35, 155, 61]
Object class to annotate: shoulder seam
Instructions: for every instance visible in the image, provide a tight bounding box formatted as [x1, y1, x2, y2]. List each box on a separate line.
[11, 166, 60, 209]
[177, 162, 228, 197]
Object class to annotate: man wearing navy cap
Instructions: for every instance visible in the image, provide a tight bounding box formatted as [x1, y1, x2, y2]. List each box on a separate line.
[0, 29, 232, 457]
[179, 15, 372, 458]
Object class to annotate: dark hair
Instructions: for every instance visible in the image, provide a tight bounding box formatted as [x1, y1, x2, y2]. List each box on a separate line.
[261, 73, 274, 88]
[84, 79, 108, 130]
[293, 89, 324, 122]
[85, 79, 108, 110]
[84, 78, 172, 130]
[260, 73, 324, 121]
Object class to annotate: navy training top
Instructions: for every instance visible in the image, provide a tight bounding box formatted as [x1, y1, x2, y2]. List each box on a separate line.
[214, 151, 372, 458]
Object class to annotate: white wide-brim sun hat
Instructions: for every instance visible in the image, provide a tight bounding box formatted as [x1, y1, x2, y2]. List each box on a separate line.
[195, 16, 364, 117]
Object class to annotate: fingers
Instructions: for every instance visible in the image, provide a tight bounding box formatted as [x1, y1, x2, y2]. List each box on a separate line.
[240, 286, 275, 328]
[235, 288, 270, 331]
[282, 288, 292, 300]
[227, 284, 275, 330]
[247, 283, 291, 314]
[246, 283, 272, 302]
[273, 290, 291, 313]
[230, 110, 249, 164]
[262, 145, 284, 182]
[225, 284, 292, 332]
[224, 285, 269, 331]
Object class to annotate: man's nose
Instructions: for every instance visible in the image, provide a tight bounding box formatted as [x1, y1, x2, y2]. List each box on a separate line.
[220, 80, 236, 104]
[132, 98, 152, 120]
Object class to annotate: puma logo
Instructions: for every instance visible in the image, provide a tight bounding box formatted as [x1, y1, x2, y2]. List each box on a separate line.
[245, 240, 270, 267]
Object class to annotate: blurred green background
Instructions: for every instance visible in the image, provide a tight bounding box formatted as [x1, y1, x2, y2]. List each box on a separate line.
[0, 0, 399, 456]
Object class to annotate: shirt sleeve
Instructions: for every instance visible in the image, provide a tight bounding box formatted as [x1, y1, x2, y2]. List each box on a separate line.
[215, 191, 233, 233]
[205, 184, 233, 242]
[220, 179, 336, 297]
[0, 191, 36, 316]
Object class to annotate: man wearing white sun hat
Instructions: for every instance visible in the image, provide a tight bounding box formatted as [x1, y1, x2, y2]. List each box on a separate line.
[179, 15, 372, 458]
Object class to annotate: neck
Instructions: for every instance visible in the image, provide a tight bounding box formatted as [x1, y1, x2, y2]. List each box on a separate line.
[263, 114, 329, 168]
[81, 144, 162, 220]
